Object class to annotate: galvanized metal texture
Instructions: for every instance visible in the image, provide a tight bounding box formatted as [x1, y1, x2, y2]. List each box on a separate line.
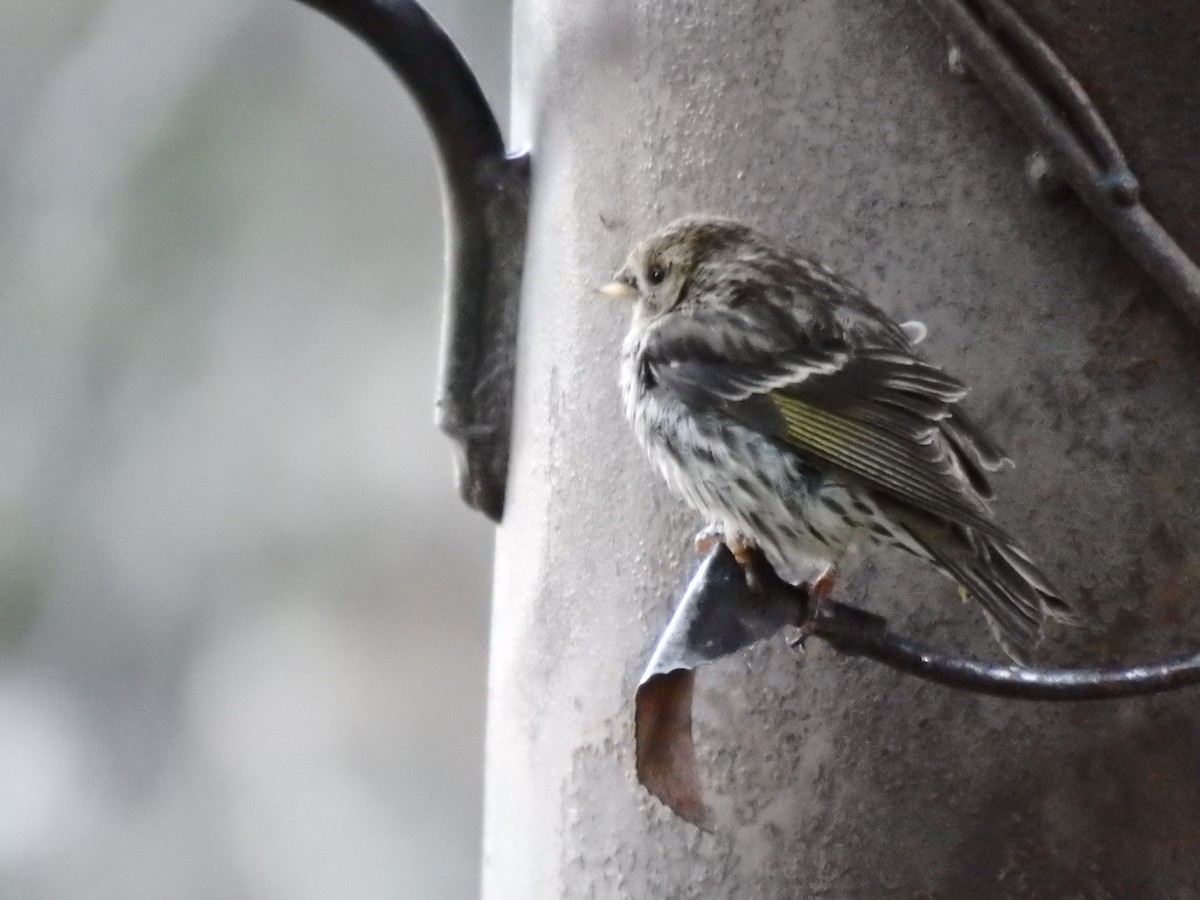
[489, 0, 1200, 891]
[297, 0, 527, 520]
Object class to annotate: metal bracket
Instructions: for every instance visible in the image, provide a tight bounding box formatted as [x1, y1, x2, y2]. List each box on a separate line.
[297, 0, 528, 521]
[917, 0, 1200, 331]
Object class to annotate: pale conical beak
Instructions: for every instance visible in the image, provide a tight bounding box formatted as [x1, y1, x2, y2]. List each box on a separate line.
[598, 280, 638, 301]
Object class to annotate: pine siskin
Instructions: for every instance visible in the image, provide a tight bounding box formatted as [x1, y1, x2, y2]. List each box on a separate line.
[602, 216, 1074, 662]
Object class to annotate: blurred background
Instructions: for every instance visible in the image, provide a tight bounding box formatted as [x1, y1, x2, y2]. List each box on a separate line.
[1, 1, 510, 896]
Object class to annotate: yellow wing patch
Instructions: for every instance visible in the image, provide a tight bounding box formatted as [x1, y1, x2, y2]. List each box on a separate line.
[767, 392, 993, 534]
[770, 393, 923, 487]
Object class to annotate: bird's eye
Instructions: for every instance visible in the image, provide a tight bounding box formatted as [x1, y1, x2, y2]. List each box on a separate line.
[646, 265, 667, 286]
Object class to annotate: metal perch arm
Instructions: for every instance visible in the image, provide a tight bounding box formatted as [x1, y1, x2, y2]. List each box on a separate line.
[637, 546, 1200, 827]
[644, 545, 1200, 702]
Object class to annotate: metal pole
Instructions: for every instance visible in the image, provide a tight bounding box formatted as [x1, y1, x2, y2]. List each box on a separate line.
[485, 1, 1200, 895]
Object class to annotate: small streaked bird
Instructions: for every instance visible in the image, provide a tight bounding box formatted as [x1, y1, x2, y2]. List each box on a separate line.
[602, 216, 1074, 662]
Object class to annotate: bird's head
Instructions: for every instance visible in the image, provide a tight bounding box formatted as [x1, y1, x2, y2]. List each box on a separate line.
[600, 216, 756, 317]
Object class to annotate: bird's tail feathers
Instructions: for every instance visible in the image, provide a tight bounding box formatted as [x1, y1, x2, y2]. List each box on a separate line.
[987, 538, 1082, 627]
[914, 526, 1075, 664]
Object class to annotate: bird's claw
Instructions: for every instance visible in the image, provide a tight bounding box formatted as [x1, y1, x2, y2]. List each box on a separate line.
[694, 529, 766, 592]
[727, 537, 766, 593]
[693, 525, 725, 557]
[809, 566, 838, 602]
[789, 572, 838, 652]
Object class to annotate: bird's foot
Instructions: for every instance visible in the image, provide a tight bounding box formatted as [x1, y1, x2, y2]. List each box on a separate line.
[727, 536, 766, 593]
[693, 524, 725, 557]
[809, 566, 837, 602]
[789, 567, 838, 651]
[693, 527, 765, 592]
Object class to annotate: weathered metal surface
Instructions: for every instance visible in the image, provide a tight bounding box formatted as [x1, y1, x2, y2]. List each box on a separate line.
[1009, 0, 1200, 262]
[485, 0, 1200, 896]
[918, 0, 1200, 330]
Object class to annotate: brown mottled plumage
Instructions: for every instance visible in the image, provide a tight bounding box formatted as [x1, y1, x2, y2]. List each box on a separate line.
[605, 216, 1073, 662]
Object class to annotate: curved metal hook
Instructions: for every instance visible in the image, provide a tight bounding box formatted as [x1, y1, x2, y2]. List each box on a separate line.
[297, 0, 529, 521]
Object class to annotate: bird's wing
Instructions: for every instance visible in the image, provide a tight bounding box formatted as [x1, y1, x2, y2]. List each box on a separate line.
[830, 287, 1012, 498]
[644, 307, 1005, 539]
